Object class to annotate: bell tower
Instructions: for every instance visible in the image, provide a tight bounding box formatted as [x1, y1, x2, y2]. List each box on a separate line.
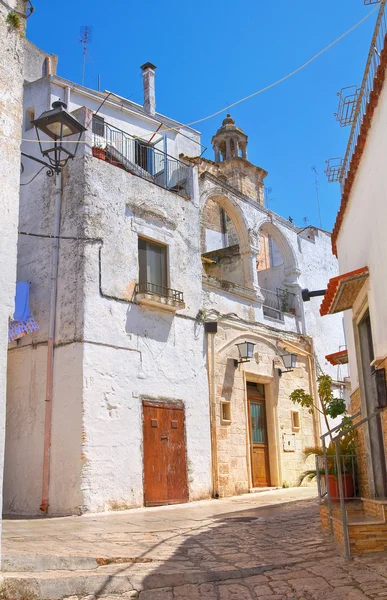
[211, 114, 248, 163]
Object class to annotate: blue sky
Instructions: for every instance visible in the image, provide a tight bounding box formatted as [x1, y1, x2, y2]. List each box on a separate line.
[27, 1, 378, 231]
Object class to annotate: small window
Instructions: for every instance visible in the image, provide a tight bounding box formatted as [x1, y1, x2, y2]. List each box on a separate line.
[291, 411, 300, 431]
[138, 238, 167, 293]
[221, 402, 231, 424]
[92, 115, 105, 137]
[25, 107, 35, 131]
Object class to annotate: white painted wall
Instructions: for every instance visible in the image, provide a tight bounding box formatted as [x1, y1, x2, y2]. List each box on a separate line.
[0, 0, 25, 538]
[337, 78, 387, 390]
[5, 78, 211, 515]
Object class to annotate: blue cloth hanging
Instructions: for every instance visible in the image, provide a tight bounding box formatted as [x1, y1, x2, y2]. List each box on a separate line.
[13, 281, 31, 322]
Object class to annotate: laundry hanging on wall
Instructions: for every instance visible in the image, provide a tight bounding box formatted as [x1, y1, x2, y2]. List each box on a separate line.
[8, 282, 40, 343]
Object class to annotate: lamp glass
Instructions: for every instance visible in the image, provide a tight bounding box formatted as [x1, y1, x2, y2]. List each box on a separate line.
[282, 353, 297, 370]
[236, 341, 255, 361]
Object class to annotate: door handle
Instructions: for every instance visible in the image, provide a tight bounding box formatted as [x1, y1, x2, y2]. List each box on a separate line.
[161, 435, 169, 440]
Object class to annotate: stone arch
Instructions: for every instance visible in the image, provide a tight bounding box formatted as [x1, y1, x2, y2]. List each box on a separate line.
[200, 188, 250, 254]
[258, 221, 298, 274]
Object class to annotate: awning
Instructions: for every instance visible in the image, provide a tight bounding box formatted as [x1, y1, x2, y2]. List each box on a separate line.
[320, 267, 369, 316]
[325, 349, 349, 366]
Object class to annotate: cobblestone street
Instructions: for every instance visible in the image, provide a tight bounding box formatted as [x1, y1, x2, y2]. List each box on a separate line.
[3, 488, 387, 599]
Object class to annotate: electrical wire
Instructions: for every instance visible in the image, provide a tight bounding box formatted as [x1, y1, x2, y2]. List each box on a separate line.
[19, 6, 378, 146]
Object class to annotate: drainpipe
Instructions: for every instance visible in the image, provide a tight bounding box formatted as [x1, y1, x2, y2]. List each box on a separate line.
[206, 326, 219, 497]
[40, 171, 62, 514]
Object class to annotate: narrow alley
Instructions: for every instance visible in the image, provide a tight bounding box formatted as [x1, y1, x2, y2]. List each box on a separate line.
[2, 488, 387, 599]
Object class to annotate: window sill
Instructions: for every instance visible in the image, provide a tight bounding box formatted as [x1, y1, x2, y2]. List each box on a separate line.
[135, 293, 185, 313]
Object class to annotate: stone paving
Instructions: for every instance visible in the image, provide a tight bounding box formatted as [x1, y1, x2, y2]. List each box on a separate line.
[2, 488, 387, 599]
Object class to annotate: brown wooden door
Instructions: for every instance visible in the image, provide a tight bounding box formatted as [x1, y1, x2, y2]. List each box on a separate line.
[143, 402, 189, 507]
[248, 386, 270, 487]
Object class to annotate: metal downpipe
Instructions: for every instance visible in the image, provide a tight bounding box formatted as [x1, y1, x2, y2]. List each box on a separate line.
[40, 171, 62, 514]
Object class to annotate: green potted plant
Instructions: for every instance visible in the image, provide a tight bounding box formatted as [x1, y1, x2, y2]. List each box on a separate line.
[290, 375, 356, 501]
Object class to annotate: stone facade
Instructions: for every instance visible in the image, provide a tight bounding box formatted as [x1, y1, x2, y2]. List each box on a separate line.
[198, 117, 347, 494]
[0, 0, 27, 556]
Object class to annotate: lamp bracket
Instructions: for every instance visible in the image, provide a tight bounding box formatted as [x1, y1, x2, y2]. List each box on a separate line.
[21, 152, 57, 177]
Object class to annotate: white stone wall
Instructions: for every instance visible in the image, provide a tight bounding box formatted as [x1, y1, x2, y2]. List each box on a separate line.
[5, 79, 211, 515]
[0, 0, 26, 534]
[337, 77, 387, 390]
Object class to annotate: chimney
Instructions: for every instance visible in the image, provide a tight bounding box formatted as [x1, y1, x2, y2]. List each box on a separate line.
[140, 62, 157, 116]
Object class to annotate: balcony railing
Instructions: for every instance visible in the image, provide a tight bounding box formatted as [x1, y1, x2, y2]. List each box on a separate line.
[340, 0, 387, 185]
[261, 287, 296, 320]
[135, 282, 184, 304]
[92, 120, 191, 199]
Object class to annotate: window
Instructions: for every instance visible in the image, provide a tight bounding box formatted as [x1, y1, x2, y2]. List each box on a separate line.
[291, 411, 300, 431]
[25, 107, 35, 131]
[138, 238, 167, 292]
[92, 115, 105, 137]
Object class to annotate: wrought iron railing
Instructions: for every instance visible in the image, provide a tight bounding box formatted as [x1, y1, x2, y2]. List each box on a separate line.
[135, 282, 184, 303]
[93, 120, 191, 198]
[261, 287, 296, 320]
[340, 0, 387, 185]
[316, 408, 387, 558]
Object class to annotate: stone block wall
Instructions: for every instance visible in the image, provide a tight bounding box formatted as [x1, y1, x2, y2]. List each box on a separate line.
[350, 388, 370, 498]
[213, 324, 317, 496]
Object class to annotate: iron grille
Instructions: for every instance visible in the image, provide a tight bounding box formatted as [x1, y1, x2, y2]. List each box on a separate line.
[325, 158, 344, 183]
[335, 86, 360, 126]
[135, 282, 184, 303]
[93, 119, 191, 199]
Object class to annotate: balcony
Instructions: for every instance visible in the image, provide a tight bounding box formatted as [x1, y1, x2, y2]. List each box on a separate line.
[134, 282, 185, 312]
[92, 120, 191, 199]
[261, 287, 296, 321]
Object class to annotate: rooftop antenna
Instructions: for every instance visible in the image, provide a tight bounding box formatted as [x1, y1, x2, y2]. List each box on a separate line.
[302, 217, 309, 227]
[311, 166, 323, 229]
[79, 26, 93, 87]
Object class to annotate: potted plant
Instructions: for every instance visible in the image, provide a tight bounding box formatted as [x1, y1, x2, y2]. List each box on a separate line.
[298, 435, 356, 501]
[290, 374, 356, 501]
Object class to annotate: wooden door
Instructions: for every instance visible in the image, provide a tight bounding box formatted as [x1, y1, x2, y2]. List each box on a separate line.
[143, 402, 189, 507]
[248, 386, 271, 487]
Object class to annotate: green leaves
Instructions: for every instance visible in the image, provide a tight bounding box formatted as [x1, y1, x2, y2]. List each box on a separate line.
[289, 388, 314, 414]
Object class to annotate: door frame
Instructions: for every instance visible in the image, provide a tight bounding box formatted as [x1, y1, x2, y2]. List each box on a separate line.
[353, 303, 387, 497]
[142, 399, 189, 506]
[247, 384, 271, 487]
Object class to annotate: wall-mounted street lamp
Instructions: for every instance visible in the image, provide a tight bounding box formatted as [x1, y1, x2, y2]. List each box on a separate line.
[22, 101, 86, 175]
[234, 341, 255, 367]
[274, 352, 298, 376]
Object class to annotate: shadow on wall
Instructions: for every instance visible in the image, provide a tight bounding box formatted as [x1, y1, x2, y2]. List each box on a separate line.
[221, 358, 237, 402]
[89, 496, 327, 598]
[125, 304, 174, 343]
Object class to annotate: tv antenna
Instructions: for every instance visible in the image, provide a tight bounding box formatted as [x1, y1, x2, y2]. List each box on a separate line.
[264, 186, 275, 209]
[311, 166, 322, 229]
[79, 26, 93, 86]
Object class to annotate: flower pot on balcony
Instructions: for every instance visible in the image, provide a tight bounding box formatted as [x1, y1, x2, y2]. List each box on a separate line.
[326, 473, 354, 503]
[92, 147, 106, 160]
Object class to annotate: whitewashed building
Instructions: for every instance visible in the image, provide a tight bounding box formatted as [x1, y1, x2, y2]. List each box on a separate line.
[0, 0, 30, 549]
[6, 58, 346, 515]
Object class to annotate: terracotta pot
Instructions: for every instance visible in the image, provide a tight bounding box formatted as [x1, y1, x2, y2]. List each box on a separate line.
[326, 473, 354, 502]
[92, 147, 106, 160]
